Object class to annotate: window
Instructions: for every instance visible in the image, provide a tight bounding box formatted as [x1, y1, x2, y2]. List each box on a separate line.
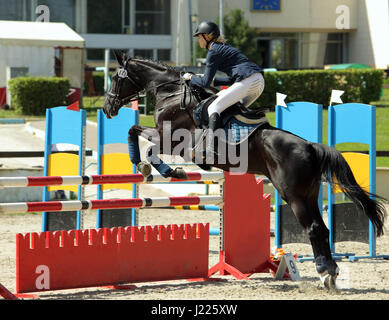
[0, 0, 75, 28]
[87, 0, 122, 34]
[0, 0, 31, 21]
[135, 0, 170, 35]
[157, 49, 171, 62]
[257, 33, 298, 69]
[87, 0, 170, 35]
[122, 0, 131, 34]
[324, 33, 347, 65]
[284, 39, 298, 69]
[300, 32, 348, 68]
[9, 67, 29, 78]
[134, 49, 153, 59]
[38, 0, 76, 29]
[259, 32, 348, 69]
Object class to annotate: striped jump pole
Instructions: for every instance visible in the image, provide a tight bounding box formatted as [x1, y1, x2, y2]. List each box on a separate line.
[0, 196, 222, 214]
[0, 171, 224, 236]
[150, 205, 220, 211]
[0, 172, 224, 188]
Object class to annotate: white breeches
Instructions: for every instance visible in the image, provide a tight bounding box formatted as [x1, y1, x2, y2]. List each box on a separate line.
[207, 72, 265, 116]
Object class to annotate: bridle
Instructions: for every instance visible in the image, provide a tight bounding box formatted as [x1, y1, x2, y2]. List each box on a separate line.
[105, 58, 143, 109]
[105, 56, 200, 125]
[106, 57, 191, 108]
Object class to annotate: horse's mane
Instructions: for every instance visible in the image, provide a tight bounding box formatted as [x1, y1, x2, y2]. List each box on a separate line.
[131, 56, 217, 100]
[132, 56, 180, 77]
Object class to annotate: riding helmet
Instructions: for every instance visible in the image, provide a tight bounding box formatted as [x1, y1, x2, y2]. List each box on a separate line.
[193, 21, 220, 38]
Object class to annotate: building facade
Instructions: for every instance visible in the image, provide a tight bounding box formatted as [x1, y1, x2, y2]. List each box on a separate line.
[197, 0, 389, 69]
[0, 0, 388, 69]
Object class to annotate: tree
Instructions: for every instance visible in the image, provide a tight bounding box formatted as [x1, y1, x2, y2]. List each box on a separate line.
[195, 9, 259, 64]
[222, 9, 259, 65]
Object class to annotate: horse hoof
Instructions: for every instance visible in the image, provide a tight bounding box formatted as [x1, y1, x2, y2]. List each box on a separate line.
[171, 167, 188, 179]
[137, 162, 152, 177]
[320, 271, 338, 292]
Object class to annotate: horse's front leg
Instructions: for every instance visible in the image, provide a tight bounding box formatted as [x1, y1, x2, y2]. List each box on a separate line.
[128, 124, 187, 179]
[128, 124, 154, 177]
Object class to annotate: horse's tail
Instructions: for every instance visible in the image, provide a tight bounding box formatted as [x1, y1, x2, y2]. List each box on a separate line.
[312, 143, 387, 237]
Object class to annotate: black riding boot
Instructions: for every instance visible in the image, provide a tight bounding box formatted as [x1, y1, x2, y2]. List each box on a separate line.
[204, 112, 221, 161]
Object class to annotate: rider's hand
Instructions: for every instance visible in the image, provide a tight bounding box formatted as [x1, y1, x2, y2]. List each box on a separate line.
[182, 73, 193, 81]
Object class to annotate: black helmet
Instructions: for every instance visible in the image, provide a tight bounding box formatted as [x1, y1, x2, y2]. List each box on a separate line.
[193, 21, 220, 38]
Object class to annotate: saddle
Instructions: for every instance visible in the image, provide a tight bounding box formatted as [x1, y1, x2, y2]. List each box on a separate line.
[190, 93, 270, 148]
[194, 94, 268, 129]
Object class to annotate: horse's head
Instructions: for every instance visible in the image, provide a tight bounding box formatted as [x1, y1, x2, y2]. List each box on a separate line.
[102, 50, 144, 119]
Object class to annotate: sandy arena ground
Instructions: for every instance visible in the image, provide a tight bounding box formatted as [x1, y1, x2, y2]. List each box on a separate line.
[1, 187, 388, 301]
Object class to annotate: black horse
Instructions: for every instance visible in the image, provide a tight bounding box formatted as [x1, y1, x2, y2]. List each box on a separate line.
[102, 51, 387, 291]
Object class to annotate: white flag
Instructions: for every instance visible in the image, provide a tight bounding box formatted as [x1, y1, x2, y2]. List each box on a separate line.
[276, 92, 288, 108]
[330, 89, 344, 106]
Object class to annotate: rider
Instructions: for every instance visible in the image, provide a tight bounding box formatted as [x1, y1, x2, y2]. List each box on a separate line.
[183, 21, 265, 155]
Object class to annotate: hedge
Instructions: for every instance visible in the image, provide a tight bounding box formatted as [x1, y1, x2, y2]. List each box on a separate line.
[8, 77, 70, 115]
[85, 68, 383, 113]
[146, 69, 383, 112]
[257, 69, 383, 109]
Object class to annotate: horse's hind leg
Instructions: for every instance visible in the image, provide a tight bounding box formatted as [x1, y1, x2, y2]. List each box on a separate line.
[289, 198, 339, 290]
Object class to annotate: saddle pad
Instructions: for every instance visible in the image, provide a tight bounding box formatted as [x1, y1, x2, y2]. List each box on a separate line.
[225, 116, 268, 144]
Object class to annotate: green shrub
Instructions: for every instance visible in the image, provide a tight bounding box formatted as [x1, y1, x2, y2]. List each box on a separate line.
[8, 77, 70, 115]
[86, 69, 384, 113]
[255, 69, 384, 110]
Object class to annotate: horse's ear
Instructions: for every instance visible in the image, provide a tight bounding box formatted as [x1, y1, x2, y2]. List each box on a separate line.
[124, 50, 131, 60]
[113, 50, 124, 66]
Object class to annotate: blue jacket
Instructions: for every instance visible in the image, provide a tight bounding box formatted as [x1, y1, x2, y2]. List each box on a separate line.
[190, 42, 262, 88]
